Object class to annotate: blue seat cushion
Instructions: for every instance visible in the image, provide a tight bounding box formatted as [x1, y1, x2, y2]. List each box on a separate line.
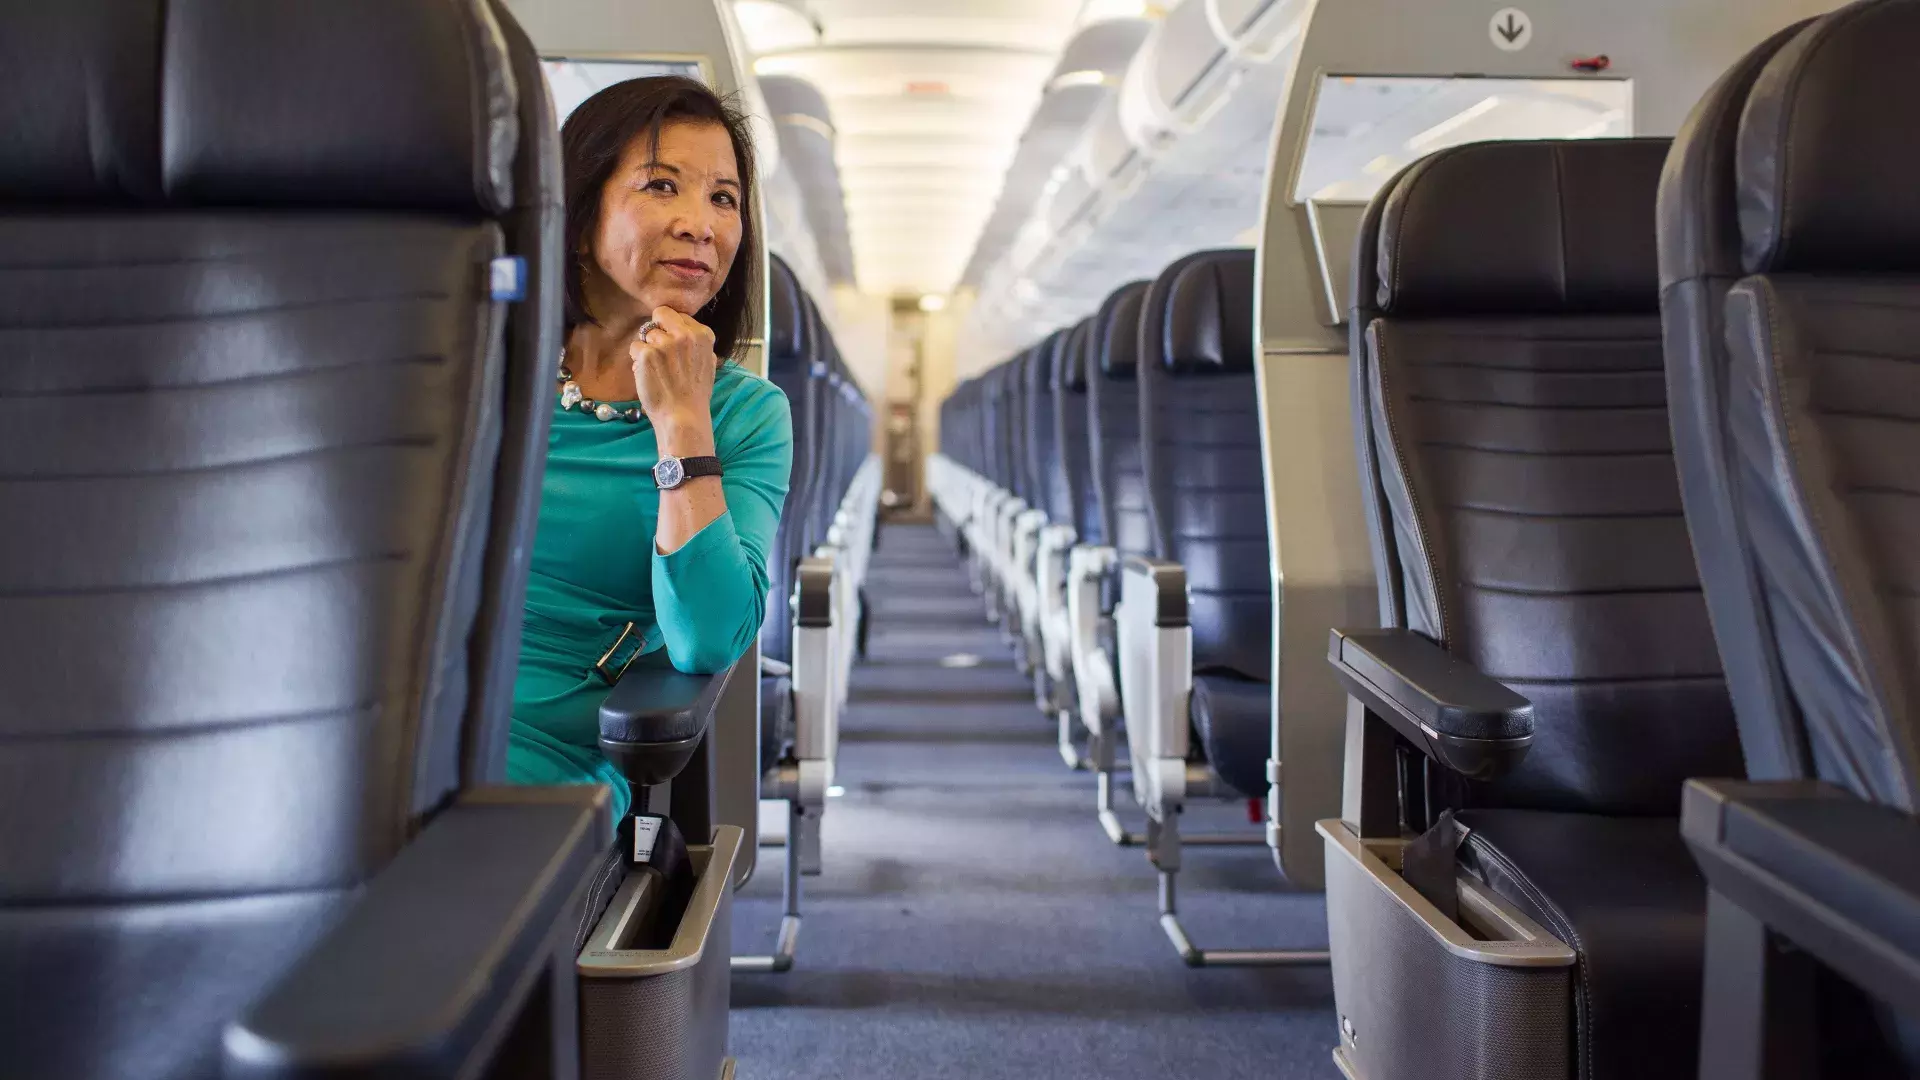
[1190, 673, 1271, 799]
[760, 674, 792, 778]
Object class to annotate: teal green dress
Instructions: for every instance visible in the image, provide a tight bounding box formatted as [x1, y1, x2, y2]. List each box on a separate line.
[509, 361, 792, 821]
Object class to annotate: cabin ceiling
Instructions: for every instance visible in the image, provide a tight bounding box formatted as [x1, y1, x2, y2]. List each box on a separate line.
[735, 0, 1152, 299]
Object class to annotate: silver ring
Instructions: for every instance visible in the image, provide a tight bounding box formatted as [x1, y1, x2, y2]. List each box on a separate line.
[636, 318, 661, 343]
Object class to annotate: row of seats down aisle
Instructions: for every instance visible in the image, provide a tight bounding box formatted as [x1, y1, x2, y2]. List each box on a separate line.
[928, 4, 1920, 1077]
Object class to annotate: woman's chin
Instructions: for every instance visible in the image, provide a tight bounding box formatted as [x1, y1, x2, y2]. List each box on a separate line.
[635, 284, 716, 318]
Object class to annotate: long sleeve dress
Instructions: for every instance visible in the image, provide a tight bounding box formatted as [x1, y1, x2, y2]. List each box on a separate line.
[508, 360, 792, 821]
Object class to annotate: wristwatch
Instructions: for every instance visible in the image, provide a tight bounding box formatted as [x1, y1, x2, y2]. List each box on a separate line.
[652, 455, 723, 490]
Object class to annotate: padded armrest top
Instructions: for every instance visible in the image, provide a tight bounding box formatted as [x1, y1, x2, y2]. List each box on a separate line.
[1119, 555, 1188, 626]
[599, 659, 739, 747]
[1690, 782, 1920, 962]
[1330, 628, 1532, 741]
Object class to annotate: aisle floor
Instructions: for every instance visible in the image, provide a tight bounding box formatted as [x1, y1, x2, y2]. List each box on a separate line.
[730, 524, 1338, 1079]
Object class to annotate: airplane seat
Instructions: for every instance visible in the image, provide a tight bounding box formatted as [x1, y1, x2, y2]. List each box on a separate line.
[1006, 349, 1034, 512]
[1055, 321, 1104, 548]
[760, 254, 814, 771]
[1028, 329, 1074, 527]
[1322, 138, 1746, 1080]
[1034, 320, 1097, 754]
[997, 348, 1036, 659]
[1109, 248, 1303, 964]
[953, 376, 993, 582]
[968, 363, 1005, 615]
[1073, 281, 1152, 833]
[1015, 330, 1068, 692]
[983, 357, 1023, 624]
[0, 2, 620, 1077]
[1133, 247, 1269, 804]
[1089, 284, 1156, 566]
[1658, 2, 1920, 1071]
[807, 320, 844, 554]
[1656, 17, 1821, 785]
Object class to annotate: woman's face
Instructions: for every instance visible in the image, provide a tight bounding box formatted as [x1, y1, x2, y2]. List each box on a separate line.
[585, 119, 743, 321]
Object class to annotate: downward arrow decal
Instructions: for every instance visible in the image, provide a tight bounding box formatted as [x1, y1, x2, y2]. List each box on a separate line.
[1497, 13, 1525, 42]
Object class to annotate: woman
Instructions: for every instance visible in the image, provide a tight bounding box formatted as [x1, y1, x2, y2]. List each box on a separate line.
[510, 75, 793, 822]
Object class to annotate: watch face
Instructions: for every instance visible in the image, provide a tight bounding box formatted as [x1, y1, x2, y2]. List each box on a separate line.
[654, 457, 684, 489]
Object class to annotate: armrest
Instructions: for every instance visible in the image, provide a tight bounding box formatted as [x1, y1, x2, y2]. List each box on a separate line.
[225, 786, 610, 1079]
[1683, 778, 1920, 1011]
[1120, 556, 1187, 626]
[793, 556, 834, 629]
[1326, 628, 1533, 781]
[598, 654, 743, 787]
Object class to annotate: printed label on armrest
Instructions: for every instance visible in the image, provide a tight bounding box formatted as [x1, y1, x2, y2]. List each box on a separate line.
[633, 814, 664, 862]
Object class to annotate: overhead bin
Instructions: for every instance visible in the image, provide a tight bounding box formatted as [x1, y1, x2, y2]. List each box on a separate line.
[961, 15, 1152, 287]
[1073, 95, 1135, 194]
[964, 0, 1309, 357]
[761, 73, 856, 286]
[1285, 73, 1632, 322]
[1292, 76, 1630, 204]
[1117, 0, 1303, 154]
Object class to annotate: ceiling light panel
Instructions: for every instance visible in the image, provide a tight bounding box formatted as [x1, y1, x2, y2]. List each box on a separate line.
[746, 0, 1085, 296]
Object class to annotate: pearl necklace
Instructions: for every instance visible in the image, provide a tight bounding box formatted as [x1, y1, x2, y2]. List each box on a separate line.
[555, 348, 643, 423]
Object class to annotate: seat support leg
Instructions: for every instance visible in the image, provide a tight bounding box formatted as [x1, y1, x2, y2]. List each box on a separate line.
[1152, 814, 1336, 968]
[1057, 709, 1088, 771]
[1698, 888, 1817, 1079]
[1095, 740, 1142, 847]
[733, 799, 805, 974]
[796, 803, 823, 876]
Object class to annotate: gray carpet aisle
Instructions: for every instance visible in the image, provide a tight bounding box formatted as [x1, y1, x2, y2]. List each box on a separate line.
[729, 524, 1339, 1080]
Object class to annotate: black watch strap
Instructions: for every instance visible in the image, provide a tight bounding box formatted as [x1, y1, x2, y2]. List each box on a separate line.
[679, 456, 723, 480]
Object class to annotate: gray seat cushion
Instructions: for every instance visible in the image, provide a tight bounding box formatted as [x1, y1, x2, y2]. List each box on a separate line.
[1190, 673, 1270, 800]
[759, 674, 792, 778]
[1457, 809, 1707, 1080]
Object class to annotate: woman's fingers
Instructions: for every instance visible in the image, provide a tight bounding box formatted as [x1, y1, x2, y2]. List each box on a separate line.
[631, 306, 718, 422]
[650, 307, 715, 351]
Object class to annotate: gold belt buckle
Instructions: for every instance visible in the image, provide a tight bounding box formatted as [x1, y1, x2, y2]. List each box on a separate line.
[593, 621, 640, 685]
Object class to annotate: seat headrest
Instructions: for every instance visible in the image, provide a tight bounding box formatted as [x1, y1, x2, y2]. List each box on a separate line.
[1375, 139, 1670, 316]
[1738, 0, 1920, 274]
[1149, 249, 1256, 374]
[1028, 335, 1063, 392]
[1655, 19, 1816, 290]
[768, 255, 807, 364]
[1095, 280, 1151, 379]
[1, 0, 516, 213]
[1055, 319, 1093, 391]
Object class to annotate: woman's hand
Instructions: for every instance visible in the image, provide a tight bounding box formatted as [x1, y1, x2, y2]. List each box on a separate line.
[630, 306, 719, 452]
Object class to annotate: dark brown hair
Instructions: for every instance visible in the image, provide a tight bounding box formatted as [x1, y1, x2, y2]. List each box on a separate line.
[560, 75, 759, 361]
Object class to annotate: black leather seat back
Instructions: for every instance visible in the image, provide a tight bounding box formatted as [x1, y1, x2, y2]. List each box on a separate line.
[1007, 348, 1033, 507]
[1710, 1, 1920, 808]
[1026, 330, 1068, 523]
[805, 299, 838, 552]
[822, 326, 843, 542]
[983, 360, 1009, 493]
[471, 0, 565, 785]
[1000, 355, 1021, 498]
[944, 377, 973, 474]
[763, 254, 812, 662]
[840, 345, 868, 503]
[1138, 249, 1267, 681]
[0, 2, 552, 1075]
[1055, 318, 1101, 543]
[1088, 281, 1153, 558]
[1352, 139, 1742, 816]
[1656, 19, 1821, 783]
